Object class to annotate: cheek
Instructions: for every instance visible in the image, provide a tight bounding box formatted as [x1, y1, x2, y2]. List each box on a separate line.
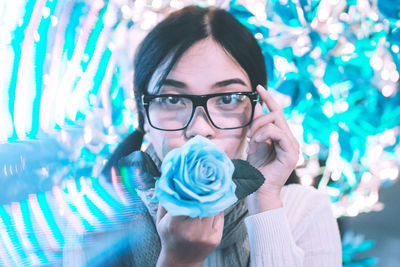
[214, 128, 248, 158]
[147, 128, 249, 160]
[147, 129, 186, 161]
[215, 139, 245, 159]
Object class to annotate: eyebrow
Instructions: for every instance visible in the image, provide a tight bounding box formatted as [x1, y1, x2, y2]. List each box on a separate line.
[159, 78, 248, 89]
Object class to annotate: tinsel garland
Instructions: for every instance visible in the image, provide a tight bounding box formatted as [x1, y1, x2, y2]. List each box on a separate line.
[0, 0, 399, 265]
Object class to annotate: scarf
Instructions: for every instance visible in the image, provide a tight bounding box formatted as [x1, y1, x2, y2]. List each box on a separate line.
[87, 145, 250, 267]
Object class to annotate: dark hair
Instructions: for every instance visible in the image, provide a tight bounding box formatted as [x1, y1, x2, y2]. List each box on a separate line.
[102, 5, 267, 178]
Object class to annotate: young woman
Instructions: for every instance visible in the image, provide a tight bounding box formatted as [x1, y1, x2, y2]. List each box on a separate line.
[65, 5, 341, 267]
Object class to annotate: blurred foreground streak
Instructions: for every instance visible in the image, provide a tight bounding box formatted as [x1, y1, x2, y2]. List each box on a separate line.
[0, 147, 147, 266]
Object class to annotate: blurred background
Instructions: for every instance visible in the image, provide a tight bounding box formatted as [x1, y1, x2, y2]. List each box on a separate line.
[0, 0, 399, 266]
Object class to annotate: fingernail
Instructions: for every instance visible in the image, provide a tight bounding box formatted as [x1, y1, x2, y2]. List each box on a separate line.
[257, 84, 265, 90]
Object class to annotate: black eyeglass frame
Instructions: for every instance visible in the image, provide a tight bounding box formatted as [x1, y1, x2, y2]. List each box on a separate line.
[142, 91, 260, 131]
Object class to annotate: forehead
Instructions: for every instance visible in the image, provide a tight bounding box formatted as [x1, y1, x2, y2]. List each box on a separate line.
[149, 38, 251, 94]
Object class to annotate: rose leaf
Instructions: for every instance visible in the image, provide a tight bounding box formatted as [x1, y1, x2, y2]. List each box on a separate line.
[232, 159, 265, 200]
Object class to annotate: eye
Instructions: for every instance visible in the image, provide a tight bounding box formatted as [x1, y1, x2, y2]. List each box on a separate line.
[166, 96, 183, 105]
[153, 96, 184, 105]
[217, 94, 244, 105]
[151, 96, 187, 110]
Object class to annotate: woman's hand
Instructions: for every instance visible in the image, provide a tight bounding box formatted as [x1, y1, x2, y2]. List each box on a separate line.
[156, 204, 224, 267]
[246, 85, 300, 215]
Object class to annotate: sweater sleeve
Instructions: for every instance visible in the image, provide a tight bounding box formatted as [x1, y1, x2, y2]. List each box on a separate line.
[244, 185, 342, 267]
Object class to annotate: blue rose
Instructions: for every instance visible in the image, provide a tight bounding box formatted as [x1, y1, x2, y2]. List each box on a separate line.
[152, 135, 237, 218]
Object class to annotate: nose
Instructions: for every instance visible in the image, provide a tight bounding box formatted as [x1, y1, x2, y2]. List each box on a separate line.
[184, 106, 216, 139]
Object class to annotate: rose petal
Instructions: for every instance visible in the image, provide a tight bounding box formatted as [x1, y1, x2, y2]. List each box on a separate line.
[158, 192, 202, 217]
[173, 178, 225, 202]
[154, 176, 181, 200]
[173, 177, 201, 201]
[156, 135, 237, 218]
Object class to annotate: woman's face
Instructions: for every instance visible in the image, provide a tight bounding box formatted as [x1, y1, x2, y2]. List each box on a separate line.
[144, 38, 252, 161]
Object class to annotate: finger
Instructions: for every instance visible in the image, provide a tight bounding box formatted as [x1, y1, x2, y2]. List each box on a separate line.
[212, 212, 224, 230]
[249, 111, 288, 136]
[252, 85, 293, 133]
[249, 113, 297, 147]
[256, 85, 282, 113]
[248, 102, 264, 136]
[249, 124, 293, 155]
[199, 213, 219, 228]
[250, 124, 299, 166]
[253, 100, 264, 120]
[211, 212, 224, 243]
[156, 203, 168, 224]
[250, 87, 298, 144]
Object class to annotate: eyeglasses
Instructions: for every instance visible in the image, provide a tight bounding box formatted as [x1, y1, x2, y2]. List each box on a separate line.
[142, 91, 260, 131]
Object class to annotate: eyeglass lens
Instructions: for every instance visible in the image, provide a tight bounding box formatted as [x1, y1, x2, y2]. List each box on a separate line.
[147, 93, 253, 130]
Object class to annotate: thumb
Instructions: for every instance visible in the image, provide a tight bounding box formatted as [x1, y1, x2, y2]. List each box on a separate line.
[212, 211, 224, 230]
[247, 138, 258, 156]
[157, 203, 167, 224]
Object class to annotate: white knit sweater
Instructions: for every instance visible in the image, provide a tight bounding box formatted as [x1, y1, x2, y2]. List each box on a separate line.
[204, 184, 342, 267]
[63, 184, 341, 266]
